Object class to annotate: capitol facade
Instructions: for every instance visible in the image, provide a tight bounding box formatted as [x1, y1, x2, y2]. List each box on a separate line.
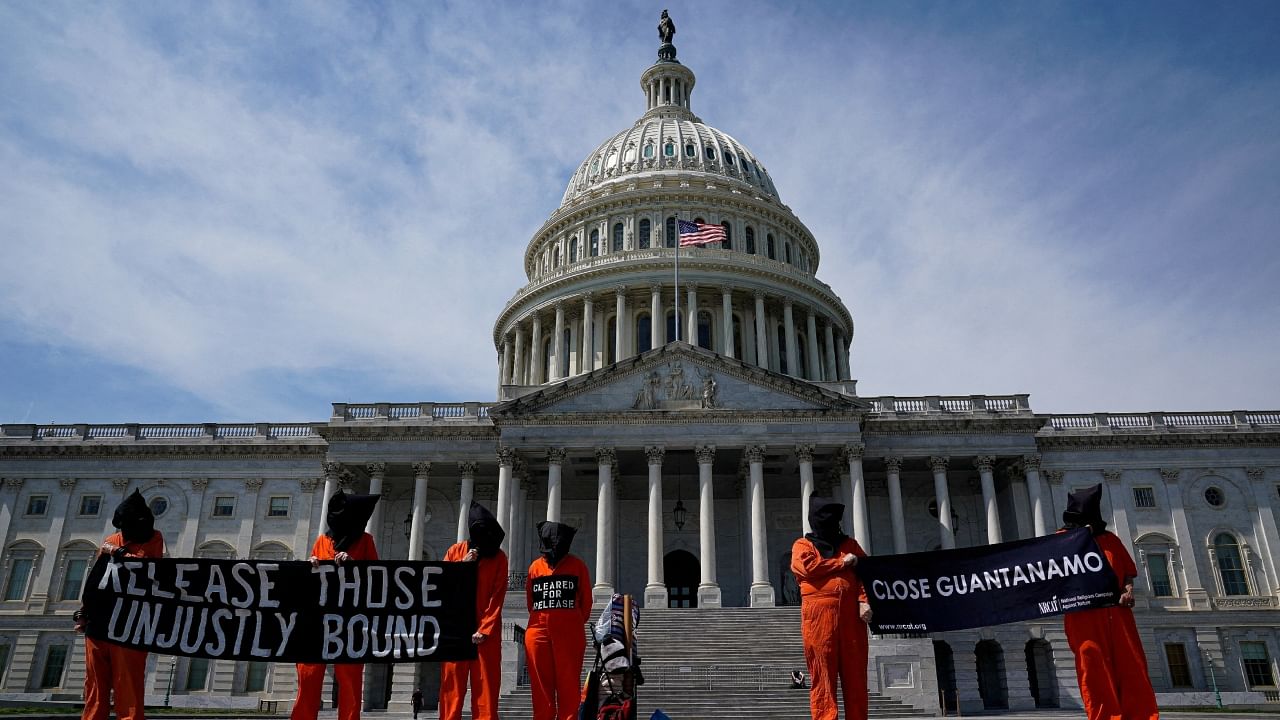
[2, 26, 1279, 717]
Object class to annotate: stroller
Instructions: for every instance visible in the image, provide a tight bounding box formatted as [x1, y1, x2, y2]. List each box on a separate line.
[579, 593, 642, 720]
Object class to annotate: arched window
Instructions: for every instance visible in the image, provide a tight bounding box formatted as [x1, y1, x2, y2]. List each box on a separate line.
[57, 541, 96, 601]
[639, 219, 651, 249]
[785, 242, 792, 264]
[766, 234, 776, 259]
[1213, 533, 1250, 595]
[589, 229, 600, 257]
[3, 541, 41, 601]
[612, 223, 624, 252]
[745, 226, 756, 254]
[721, 221, 733, 250]
[569, 237, 578, 263]
[636, 313, 652, 353]
[196, 541, 236, 560]
[666, 217, 677, 248]
[250, 542, 292, 561]
[697, 310, 713, 349]
[777, 326, 788, 375]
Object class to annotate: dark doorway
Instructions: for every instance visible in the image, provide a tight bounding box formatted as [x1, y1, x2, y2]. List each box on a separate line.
[934, 641, 958, 715]
[664, 550, 699, 608]
[778, 551, 799, 606]
[975, 639, 1009, 710]
[1025, 639, 1058, 708]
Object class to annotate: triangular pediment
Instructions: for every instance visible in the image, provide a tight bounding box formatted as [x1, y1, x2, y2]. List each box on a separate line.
[489, 343, 869, 419]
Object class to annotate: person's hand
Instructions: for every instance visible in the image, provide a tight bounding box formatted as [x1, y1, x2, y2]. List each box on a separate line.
[859, 601, 873, 623]
[472, 632, 487, 645]
[841, 553, 857, 569]
[73, 609, 86, 634]
[309, 555, 321, 568]
[463, 549, 479, 562]
[1120, 586, 1135, 607]
[335, 551, 350, 564]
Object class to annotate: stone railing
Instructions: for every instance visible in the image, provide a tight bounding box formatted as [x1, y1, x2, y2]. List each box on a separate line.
[864, 395, 1033, 416]
[1211, 596, 1278, 610]
[2, 423, 318, 441]
[1047, 411, 1280, 432]
[331, 403, 496, 423]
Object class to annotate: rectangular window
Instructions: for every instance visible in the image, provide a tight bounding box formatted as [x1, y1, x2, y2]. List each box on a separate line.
[211, 497, 236, 517]
[60, 559, 89, 601]
[0, 644, 10, 685]
[1164, 643, 1193, 687]
[4, 559, 33, 601]
[267, 496, 290, 518]
[245, 661, 269, 692]
[40, 645, 68, 688]
[78, 495, 102, 517]
[25, 495, 49, 516]
[1148, 553, 1173, 597]
[186, 658, 210, 691]
[1242, 642, 1276, 688]
[1133, 487, 1156, 508]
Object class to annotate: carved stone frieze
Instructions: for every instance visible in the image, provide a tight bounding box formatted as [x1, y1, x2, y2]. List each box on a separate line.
[191, 478, 209, 491]
[299, 478, 320, 492]
[1103, 469, 1122, 484]
[1245, 467, 1266, 482]
[60, 477, 77, 489]
[112, 478, 129, 490]
[245, 478, 264, 491]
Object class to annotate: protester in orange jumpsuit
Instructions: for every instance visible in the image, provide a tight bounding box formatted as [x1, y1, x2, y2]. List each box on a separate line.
[791, 496, 873, 720]
[77, 489, 166, 720]
[1061, 484, 1159, 720]
[292, 491, 381, 720]
[438, 501, 509, 720]
[524, 521, 592, 720]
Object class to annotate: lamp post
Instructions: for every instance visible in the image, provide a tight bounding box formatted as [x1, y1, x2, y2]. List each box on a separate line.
[672, 498, 687, 531]
[165, 656, 176, 707]
[1204, 649, 1223, 709]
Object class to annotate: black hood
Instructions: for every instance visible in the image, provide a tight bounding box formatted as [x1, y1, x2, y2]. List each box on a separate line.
[326, 491, 381, 551]
[112, 489, 156, 545]
[804, 495, 847, 559]
[1063, 483, 1107, 535]
[467, 502, 505, 558]
[537, 521, 577, 567]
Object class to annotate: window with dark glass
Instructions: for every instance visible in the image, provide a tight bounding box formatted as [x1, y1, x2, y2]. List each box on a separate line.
[726, 153, 735, 166]
[664, 142, 675, 157]
[186, 658, 210, 691]
[636, 314, 652, 353]
[777, 328, 788, 375]
[245, 662, 269, 693]
[697, 311, 713, 349]
[149, 496, 169, 517]
[212, 496, 236, 518]
[569, 237, 578, 263]
[25, 495, 48, 516]
[78, 495, 102, 517]
[606, 318, 617, 365]
[732, 316, 744, 358]
[797, 334, 808, 378]
[666, 217, 677, 248]
[767, 234, 776, 259]
[1214, 533, 1250, 595]
[1148, 553, 1173, 596]
[667, 310, 678, 344]
[1242, 642, 1276, 687]
[60, 558, 88, 601]
[721, 221, 732, 250]
[553, 247, 561, 267]
[40, 645, 68, 688]
[745, 226, 755, 254]
[639, 219, 651, 249]
[1164, 643, 1193, 687]
[1133, 487, 1156, 508]
[589, 229, 599, 257]
[1204, 486, 1224, 507]
[684, 143, 695, 157]
[267, 497, 290, 518]
[561, 329, 572, 376]
[705, 146, 716, 160]
[643, 143, 654, 159]
[785, 242, 792, 264]
[4, 559, 32, 601]
[612, 223, 624, 252]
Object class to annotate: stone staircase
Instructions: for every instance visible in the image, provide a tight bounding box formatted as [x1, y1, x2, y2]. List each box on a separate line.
[465, 607, 930, 719]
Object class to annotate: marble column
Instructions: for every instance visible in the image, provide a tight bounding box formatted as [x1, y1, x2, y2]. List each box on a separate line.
[530, 314, 544, 384]
[365, 462, 387, 546]
[885, 456, 907, 553]
[797, 444, 816, 534]
[823, 323, 837, 381]
[581, 295, 594, 373]
[0, 480, 17, 575]
[552, 302, 566, 381]
[782, 298, 798, 376]
[846, 444, 869, 551]
[512, 475, 531, 570]
[835, 333, 850, 380]
[594, 448, 617, 597]
[408, 462, 431, 561]
[456, 461, 477, 543]
[320, 461, 342, 528]
[644, 445, 668, 607]
[684, 285, 696, 344]
[746, 445, 775, 606]
[500, 336, 513, 385]
[695, 444, 721, 607]
[615, 289, 627, 361]
[805, 309, 821, 380]
[1023, 455, 1048, 537]
[931, 456, 955, 549]
[495, 448, 516, 554]
[753, 291, 768, 370]
[513, 326, 526, 385]
[647, 283, 662, 348]
[721, 287, 734, 358]
[975, 456, 1001, 544]
[1103, 469, 1134, 556]
[545, 448, 566, 522]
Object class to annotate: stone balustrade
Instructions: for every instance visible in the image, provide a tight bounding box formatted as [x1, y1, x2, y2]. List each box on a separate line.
[1047, 411, 1280, 432]
[1, 422, 318, 441]
[864, 394, 1033, 415]
[330, 402, 495, 423]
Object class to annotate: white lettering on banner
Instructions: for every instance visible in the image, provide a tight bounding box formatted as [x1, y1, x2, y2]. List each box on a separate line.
[892, 552, 1109, 598]
[321, 613, 442, 661]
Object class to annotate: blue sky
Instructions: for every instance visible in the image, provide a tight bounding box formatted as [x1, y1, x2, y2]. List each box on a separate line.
[1, 1, 1277, 423]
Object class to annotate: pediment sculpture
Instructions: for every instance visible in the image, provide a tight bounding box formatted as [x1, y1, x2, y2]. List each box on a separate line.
[633, 361, 718, 410]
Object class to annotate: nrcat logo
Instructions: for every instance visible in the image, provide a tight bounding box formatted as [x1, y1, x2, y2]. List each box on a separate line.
[1038, 596, 1060, 614]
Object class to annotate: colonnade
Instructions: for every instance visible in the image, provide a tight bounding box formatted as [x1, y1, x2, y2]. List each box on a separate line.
[498, 285, 851, 387]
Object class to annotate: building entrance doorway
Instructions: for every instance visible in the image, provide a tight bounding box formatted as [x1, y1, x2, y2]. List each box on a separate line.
[664, 550, 699, 607]
[1025, 639, 1058, 707]
[975, 639, 1009, 709]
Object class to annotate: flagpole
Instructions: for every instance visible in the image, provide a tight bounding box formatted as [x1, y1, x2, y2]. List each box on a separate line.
[673, 216, 680, 343]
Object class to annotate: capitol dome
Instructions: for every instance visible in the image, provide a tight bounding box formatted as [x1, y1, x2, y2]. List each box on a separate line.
[493, 29, 855, 394]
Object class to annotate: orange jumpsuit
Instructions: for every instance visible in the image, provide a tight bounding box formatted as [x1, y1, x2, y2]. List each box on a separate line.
[791, 536, 869, 720]
[291, 533, 379, 720]
[524, 554, 592, 720]
[83, 531, 166, 720]
[1063, 531, 1159, 720]
[438, 542, 509, 720]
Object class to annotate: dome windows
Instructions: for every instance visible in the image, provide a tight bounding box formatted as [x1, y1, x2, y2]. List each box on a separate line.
[643, 143, 655, 159]
[664, 142, 676, 157]
[605, 149, 618, 169]
[685, 143, 696, 158]
[590, 159, 601, 177]
[704, 146, 716, 161]
[665, 216, 678, 248]
[624, 145, 637, 163]
[569, 236, 579, 263]
[612, 223, 624, 252]
[721, 221, 732, 250]
[639, 219, 651, 249]
[766, 234, 776, 259]
[726, 153, 736, 166]
[590, 229, 600, 257]
[745, 227, 756, 254]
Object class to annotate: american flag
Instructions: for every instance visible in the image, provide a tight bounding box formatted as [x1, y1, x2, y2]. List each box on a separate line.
[677, 219, 727, 246]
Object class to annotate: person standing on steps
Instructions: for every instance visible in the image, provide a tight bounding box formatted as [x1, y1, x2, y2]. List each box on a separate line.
[524, 521, 593, 720]
[410, 688, 422, 720]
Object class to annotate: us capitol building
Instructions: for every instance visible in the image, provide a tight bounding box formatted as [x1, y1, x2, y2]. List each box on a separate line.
[2, 21, 1278, 717]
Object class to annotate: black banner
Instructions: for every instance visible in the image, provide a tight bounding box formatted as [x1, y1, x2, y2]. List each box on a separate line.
[858, 529, 1119, 633]
[529, 575, 579, 611]
[81, 557, 477, 663]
